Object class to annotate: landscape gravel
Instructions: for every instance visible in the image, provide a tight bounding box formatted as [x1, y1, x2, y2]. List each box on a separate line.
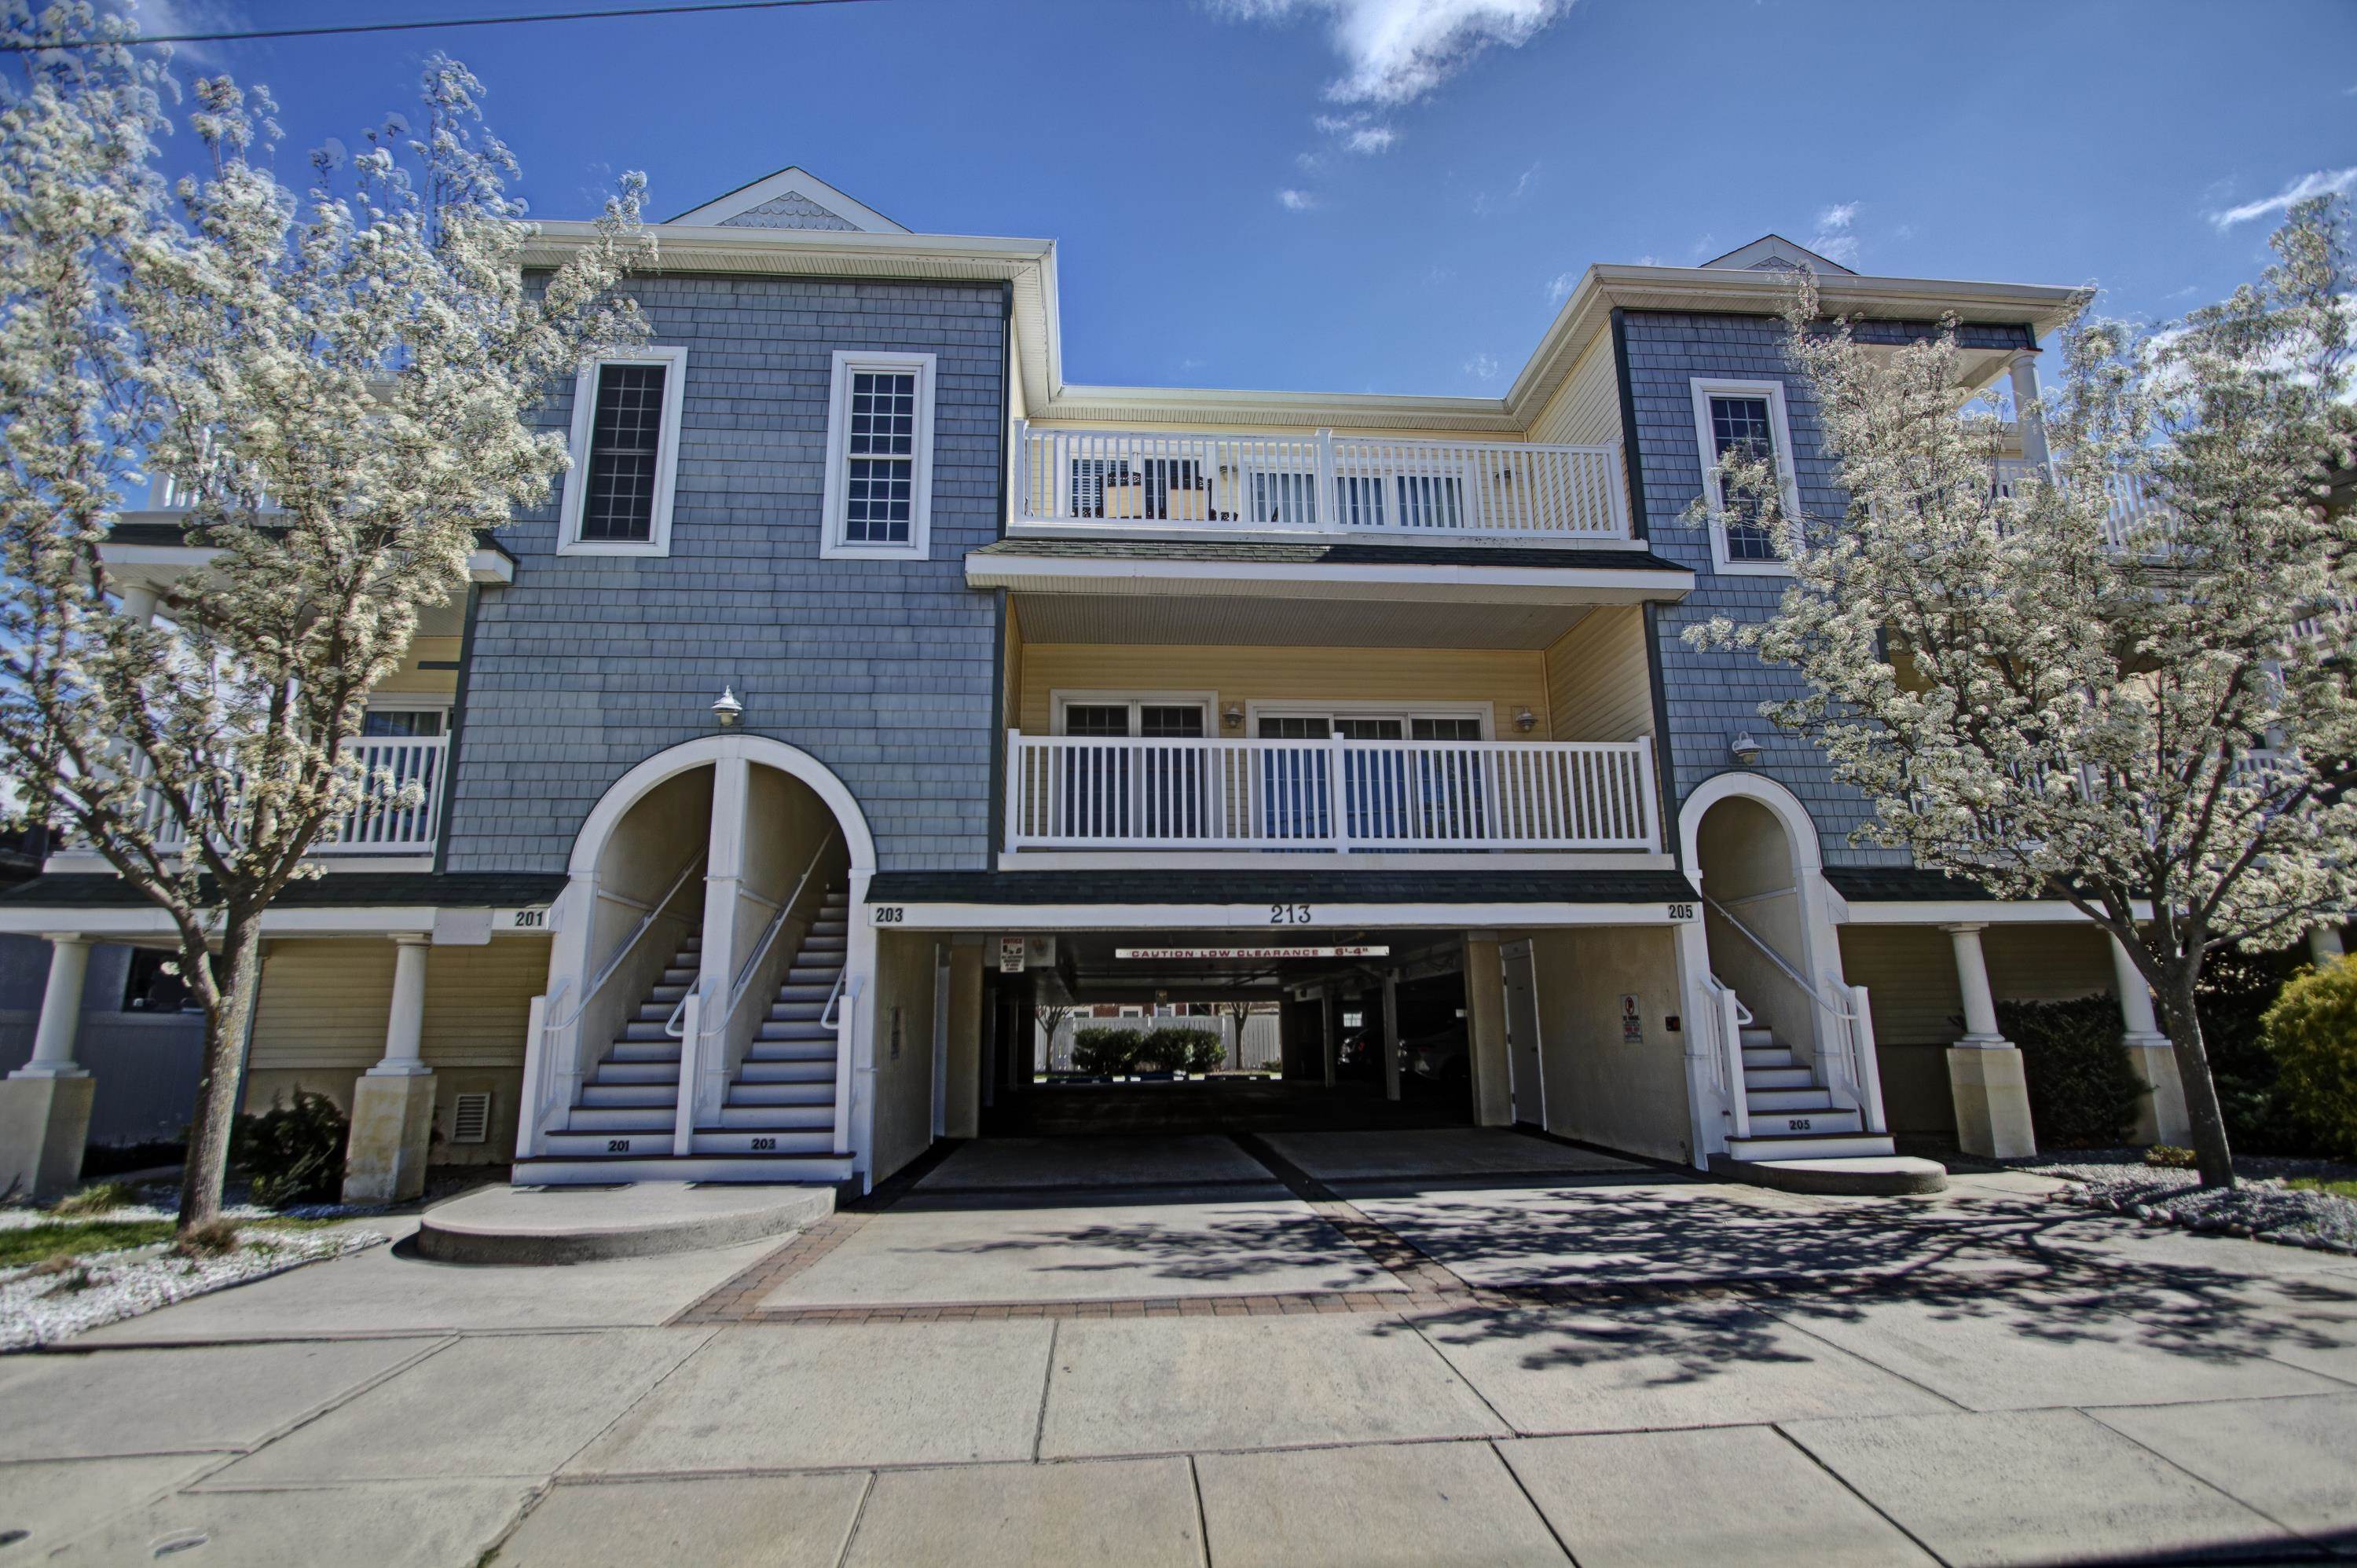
[0, 1227, 387, 1350]
[2022, 1153, 2357, 1254]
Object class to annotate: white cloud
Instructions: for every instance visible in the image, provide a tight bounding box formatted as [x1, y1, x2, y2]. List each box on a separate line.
[1545, 269, 1576, 302]
[1215, 0, 1575, 104]
[1277, 188, 1318, 211]
[1464, 351, 1501, 379]
[2210, 167, 2357, 229]
[1811, 200, 1861, 266]
[1314, 111, 1398, 154]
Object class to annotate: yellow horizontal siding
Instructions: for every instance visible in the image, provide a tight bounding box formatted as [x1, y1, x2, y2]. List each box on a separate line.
[1017, 643, 1552, 741]
[375, 636, 461, 699]
[1543, 607, 1652, 742]
[1527, 333, 1622, 448]
[1842, 922, 2117, 1047]
[249, 936, 549, 1076]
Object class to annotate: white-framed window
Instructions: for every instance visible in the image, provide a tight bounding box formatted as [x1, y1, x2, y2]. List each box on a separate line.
[557, 346, 688, 557]
[1050, 691, 1217, 738]
[1689, 376, 1802, 576]
[822, 350, 937, 559]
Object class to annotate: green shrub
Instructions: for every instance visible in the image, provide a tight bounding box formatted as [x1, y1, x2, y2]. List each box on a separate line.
[1134, 1028, 1222, 1073]
[2261, 956, 2357, 1160]
[1071, 1028, 1137, 1076]
[2143, 1145, 2197, 1169]
[232, 1088, 350, 1207]
[1993, 995, 2145, 1149]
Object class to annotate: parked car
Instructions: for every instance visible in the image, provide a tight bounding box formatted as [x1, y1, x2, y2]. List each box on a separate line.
[1404, 1023, 1469, 1086]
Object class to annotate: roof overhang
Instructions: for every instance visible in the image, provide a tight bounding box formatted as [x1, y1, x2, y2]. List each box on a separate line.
[97, 526, 516, 590]
[968, 551, 1692, 606]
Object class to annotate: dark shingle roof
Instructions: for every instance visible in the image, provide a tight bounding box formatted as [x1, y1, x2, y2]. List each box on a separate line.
[0, 872, 566, 910]
[1824, 868, 1997, 903]
[867, 868, 1695, 907]
[972, 537, 1683, 572]
[107, 520, 514, 562]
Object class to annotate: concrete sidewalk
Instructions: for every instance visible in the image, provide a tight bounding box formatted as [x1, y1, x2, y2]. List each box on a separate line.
[4, 1134, 2354, 1565]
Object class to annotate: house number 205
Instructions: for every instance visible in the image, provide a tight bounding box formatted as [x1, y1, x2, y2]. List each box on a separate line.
[1270, 903, 1313, 925]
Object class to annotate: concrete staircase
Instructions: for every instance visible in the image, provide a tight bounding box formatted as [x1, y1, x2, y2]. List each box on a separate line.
[1722, 1025, 1895, 1163]
[537, 929, 703, 1162]
[695, 888, 849, 1159]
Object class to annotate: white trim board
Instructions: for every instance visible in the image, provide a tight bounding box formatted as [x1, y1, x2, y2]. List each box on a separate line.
[856, 899, 1703, 932]
[996, 851, 1675, 871]
[1689, 376, 1802, 579]
[821, 350, 938, 561]
[966, 554, 1694, 606]
[556, 346, 689, 559]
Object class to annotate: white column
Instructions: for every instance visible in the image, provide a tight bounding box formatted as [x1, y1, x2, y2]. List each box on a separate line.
[1380, 970, 1402, 1103]
[117, 585, 160, 625]
[2109, 936, 2169, 1048]
[367, 936, 431, 1076]
[2311, 925, 2346, 964]
[2009, 350, 2051, 473]
[14, 936, 92, 1079]
[1947, 925, 2007, 1046]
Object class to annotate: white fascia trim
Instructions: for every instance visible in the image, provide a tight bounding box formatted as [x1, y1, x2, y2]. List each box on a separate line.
[0, 905, 443, 939]
[821, 349, 937, 562]
[996, 851, 1675, 872]
[965, 555, 1694, 605]
[466, 547, 515, 584]
[1690, 376, 1802, 579]
[1835, 898, 2155, 925]
[862, 900, 1701, 932]
[99, 539, 512, 586]
[556, 346, 688, 559]
[1004, 522, 1652, 551]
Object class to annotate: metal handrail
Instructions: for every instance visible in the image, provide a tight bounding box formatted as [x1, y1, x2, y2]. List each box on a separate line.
[1700, 891, 1881, 1127]
[547, 850, 706, 1035]
[819, 966, 849, 1030]
[729, 826, 841, 1011]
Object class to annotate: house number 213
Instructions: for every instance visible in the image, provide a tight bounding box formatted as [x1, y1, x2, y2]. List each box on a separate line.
[1270, 903, 1313, 925]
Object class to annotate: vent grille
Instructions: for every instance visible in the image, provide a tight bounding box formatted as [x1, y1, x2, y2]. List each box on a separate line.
[450, 1091, 493, 1145]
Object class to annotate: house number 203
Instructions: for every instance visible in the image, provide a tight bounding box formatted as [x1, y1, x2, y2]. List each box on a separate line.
[1270, 903, 1314, 925]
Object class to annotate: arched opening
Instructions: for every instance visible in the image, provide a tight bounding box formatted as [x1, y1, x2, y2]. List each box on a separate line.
[1692, 793, 1819, 1061]
[519, 737, 876, 1176]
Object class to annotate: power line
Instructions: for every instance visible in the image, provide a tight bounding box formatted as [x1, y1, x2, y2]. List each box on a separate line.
[0, 0, 883, 52]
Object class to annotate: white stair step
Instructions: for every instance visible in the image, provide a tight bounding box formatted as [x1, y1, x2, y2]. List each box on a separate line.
[659, 966, 698, 984]
[1744, 1108, 1862, 1138]
[1741, 1047, 1795, 1068]
[566, 1107, 676, 1134]
[727, 1082, 836, 1107]
[747, 1041, 836, 1061]
[785, 969, 841, 987]
[1743, 1067, 1814, 1090]
[1725, 1132, 1897, 1161]
[738, 1061, 835, 1084]
[712, 1105, 834, 1130]
[607, 1042, 683, 1064]
[691, 1129, 837, 1156]
[1739, 1028, 1777, 1049]
[1746, 1088, 1835, 1112]
[579, 1084, 678, 1108]
[775, 984, 834, 1002]
[538, 1129, 672, 1158]
[619, 1023, 680, 1044]
[514, 1153, 853, 1186]
[595, 1062, 681, 1086]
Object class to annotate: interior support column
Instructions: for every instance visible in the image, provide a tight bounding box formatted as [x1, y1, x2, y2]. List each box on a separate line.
[1943, 924, 2035, 1158]
[1320, 989, 1336, 1090]
[0, 935, 96, 1200]
[2009, 349, 2051, 473]
[344, 936, 438, 1203]
[2110, 933, 2189, 1145]
[1380, 969, 1402, 1103]
[1462, 932, 1512, 1127]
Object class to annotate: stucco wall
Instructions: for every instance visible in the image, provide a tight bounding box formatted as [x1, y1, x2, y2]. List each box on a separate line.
[867, 929, 941, 1182]
[1527, 925, 1692, 1163]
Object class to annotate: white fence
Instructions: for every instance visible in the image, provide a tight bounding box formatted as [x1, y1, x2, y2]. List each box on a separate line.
[144, 735, 448, 855]
[1036, 1013, 1283, 1074]
[1014, 423, 1630, 540]
[1006, 733, 1659, 852]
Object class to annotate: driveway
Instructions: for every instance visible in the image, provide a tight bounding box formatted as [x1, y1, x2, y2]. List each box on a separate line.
[6, 1130, 2355, 1565]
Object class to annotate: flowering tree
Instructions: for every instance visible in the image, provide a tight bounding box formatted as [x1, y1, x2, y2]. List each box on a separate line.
[1692, 199, 2357, 1189]
[0, 6, 648, 1227]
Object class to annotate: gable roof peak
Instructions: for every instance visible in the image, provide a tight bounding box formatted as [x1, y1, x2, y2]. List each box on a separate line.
[1696, 233, 1858, 276]
[665, 165, 910, 234]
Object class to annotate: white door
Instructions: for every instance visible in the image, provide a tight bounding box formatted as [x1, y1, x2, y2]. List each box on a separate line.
[1501, 940, 1545, 1128]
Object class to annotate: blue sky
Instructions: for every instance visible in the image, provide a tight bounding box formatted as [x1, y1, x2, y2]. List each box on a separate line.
[127, 0, 2357, 396]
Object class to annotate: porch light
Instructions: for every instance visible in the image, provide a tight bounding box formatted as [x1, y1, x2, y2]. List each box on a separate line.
[711, 687, 743, 727]
[1222, 704, 1244, 730]
[1512, 707, 1537, 733]
[1729, 730, 1765, 765]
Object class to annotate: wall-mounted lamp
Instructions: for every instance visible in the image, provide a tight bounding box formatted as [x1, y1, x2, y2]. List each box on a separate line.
[712, 686, 743, 727]
[1222, 704, 1244, 731]
[1729, 730, 1765, 765]
[1512, 707, 1538, 734]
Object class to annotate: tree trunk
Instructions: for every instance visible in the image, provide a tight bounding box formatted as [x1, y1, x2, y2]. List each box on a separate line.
[177, 916, 265, 1230]
[2157, 968, 2237, 1190]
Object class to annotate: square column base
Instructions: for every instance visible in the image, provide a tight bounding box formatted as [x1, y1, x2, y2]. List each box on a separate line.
[343, 1072, 436, 1205]
[0, 1075, 95, 1201]
[2124, 1040, 2192, 1146]
[1947, 1044, 2036, 1159]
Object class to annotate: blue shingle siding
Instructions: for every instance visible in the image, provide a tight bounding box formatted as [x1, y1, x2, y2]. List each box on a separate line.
[1626, 310, 2029, 870]
[444, 274, 1004, 875]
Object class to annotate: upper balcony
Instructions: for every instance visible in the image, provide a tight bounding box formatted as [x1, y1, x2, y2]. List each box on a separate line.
[1010, 423, 1634, 547]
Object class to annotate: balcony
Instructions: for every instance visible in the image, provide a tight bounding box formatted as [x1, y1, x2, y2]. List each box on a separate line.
[1006, 732, 1659, 854]
[138, 735, 449, 858]
[1992, 459, 2166, 552]
[1012, 423, 1633, 544]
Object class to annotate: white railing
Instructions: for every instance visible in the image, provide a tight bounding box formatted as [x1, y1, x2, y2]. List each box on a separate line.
[1700, 892, 1886, 1134]
[142, 735, 449, 856]
[691, 826, 842, 1127]
[1006, 731, 1658, 852]
[1992, 459, 2167, 553]
[1013, 421, 1630, 540]
[1699, 973, 1752, 1141]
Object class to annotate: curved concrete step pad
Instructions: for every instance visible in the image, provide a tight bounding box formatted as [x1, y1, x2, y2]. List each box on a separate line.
[1709, 1152, 1948, 1196]
[415, 1180, 833, 1265]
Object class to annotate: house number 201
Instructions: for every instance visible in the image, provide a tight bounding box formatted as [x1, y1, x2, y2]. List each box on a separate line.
[1270, 903, 1313, 925]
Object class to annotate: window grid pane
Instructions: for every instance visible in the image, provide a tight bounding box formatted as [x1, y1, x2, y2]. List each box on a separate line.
[581, 364, 666, 541]
[1709, 394, 1780, 560]
[845, 369, 918, 544]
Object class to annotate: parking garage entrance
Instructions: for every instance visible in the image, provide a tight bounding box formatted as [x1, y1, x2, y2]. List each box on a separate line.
[977, 928, 1476, 1138]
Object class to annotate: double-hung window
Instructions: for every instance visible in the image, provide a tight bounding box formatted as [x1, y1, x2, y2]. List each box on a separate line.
[823, 350, 937, 559]
[559, 347, 687, 556]
[1690, 377, 1800, 575]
